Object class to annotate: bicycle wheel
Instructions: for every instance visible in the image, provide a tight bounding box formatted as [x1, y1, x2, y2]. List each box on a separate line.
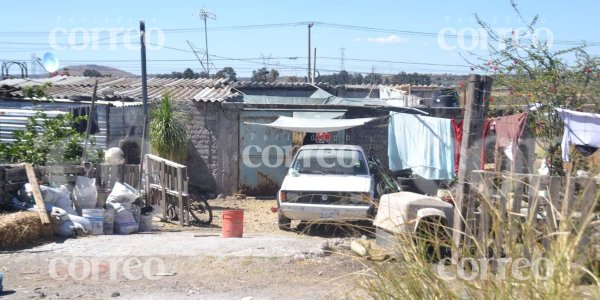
[188, 195, 213, 225]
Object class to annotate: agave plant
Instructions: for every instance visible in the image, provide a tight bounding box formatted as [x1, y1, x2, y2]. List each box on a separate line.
[150, 92, 187, 162]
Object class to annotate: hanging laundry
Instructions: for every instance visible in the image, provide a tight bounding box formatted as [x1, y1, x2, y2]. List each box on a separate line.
[494, 112, 528, 161]
[451, 118, 490, 172]
[556, 108, 600, 162]
[388, 113, 454, 180]
[451, 119, 463, 174]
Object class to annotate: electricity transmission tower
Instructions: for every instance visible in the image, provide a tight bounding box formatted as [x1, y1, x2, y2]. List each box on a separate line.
[198, 9, 216, 76]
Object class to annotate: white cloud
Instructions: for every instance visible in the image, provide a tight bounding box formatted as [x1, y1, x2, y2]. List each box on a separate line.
[366, 35, 408, 44]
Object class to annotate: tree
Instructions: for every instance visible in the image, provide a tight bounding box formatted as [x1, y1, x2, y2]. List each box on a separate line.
[0, 112, 102, 165]
[213, 67, 237, 81]
[182, 68, 195, 79]
[251, 67, 279, 82]
[150, 92, 187, 163]
[475, 0, 600, 175]
[286, 75, 302, 83]
[83, 69, 102, 77]
[363, 73, 383, 84]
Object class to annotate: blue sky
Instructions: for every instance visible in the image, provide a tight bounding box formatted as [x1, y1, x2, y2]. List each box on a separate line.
[1, 0, 598, 77]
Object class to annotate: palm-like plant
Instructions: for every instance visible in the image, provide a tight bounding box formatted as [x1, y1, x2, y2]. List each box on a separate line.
[150, 92, 187, 162]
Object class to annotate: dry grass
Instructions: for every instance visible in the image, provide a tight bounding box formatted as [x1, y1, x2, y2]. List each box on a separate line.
[0, 211, 56, 249]
[357, 177, 600, 299]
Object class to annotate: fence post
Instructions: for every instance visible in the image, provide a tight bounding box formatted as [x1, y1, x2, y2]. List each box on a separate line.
[452, 74, 493, 263]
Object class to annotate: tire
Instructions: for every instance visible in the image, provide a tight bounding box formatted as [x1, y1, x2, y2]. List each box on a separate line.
[188, 195, 213, 225]
[278, 212, 291, 231]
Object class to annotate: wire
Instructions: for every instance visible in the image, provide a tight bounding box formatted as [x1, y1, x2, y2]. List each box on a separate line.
[0, 21, 597, 46]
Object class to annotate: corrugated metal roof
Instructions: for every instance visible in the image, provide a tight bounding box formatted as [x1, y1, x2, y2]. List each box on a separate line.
[234, 81, 332, 89]
[0, 76, 240, 103]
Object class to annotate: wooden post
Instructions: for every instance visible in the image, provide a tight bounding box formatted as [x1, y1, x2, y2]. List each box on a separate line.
[452, 74, 493, 262]
[24, 164, 50, 225]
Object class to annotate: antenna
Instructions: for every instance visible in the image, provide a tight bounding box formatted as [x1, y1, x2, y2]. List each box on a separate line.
[186, 40, 207, 73]
[198, 9, 216, 76]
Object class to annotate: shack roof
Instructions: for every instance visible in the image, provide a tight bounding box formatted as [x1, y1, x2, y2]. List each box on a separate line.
[0, 76, 242, 103]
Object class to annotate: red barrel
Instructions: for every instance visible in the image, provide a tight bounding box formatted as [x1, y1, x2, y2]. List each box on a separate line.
[222, 210, 244, 238]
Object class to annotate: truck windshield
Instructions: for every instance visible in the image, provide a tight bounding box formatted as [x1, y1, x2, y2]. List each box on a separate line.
[291, 148, 369, 176]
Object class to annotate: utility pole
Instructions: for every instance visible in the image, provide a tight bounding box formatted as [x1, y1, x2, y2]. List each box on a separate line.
[313, 48, 317, 84]
[139, 20, 149, 190]
[340, 47, 345, 71]
[307, 23, 313, 83]
[198, 9, 216, 76]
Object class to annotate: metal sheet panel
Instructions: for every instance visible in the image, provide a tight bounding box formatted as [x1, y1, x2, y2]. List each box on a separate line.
[239, 109, 348, 196]
[239, 110, 293, 196]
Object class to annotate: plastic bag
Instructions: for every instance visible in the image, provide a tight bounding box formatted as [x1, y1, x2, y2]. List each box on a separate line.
[73, 176, 98, 209]
[106, 182, 139, 205]
[25, 184, 76, 215]
[51, 207, 88, 237]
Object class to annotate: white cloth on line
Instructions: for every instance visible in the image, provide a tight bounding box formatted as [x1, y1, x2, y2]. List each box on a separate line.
[556, 108, 600, 162]
[388, 112, 454, 180]
[243, 116, 377, 133]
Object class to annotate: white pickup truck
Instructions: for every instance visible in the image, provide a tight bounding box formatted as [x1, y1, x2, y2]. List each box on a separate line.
[276, 144, 375, 230]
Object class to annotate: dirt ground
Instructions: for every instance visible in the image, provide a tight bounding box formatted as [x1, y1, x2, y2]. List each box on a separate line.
[0, 198, 372, 299]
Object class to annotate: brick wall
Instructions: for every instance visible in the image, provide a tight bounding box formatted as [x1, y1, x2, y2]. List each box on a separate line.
[174, 101, 240, 195]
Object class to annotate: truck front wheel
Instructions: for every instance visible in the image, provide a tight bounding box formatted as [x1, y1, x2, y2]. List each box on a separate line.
[278, 212, 291, 231]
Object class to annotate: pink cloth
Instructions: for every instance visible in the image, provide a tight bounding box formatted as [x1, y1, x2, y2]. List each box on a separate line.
[494, 112, 528, 161]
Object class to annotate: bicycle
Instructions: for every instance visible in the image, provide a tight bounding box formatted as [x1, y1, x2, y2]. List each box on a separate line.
[367, 139, 401, 197]
[166, 194, 213, 226]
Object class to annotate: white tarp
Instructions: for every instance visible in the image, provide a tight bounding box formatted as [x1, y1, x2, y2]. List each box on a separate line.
[244, 116, 377, 133]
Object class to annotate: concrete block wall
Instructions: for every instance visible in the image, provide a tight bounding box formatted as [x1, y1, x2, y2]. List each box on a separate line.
[174, 101, 240, 196]
[346, 108, 390, 167]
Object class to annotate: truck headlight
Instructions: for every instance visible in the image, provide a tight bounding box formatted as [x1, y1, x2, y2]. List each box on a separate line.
[286, 192, 300, 202]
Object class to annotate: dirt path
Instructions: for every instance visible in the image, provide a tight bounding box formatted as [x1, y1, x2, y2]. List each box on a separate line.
[0, 198, 370, 299]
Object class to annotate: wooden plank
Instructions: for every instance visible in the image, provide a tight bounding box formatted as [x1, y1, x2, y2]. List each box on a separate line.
[451, 75, 493, 263]
[562, 178, 576, 221]
[578, 178, 596, 221]
[177, 167, 184, 226]
[479, 172, 494, 258]
[546, 177, 561, 232]
[5, 167, 27, 182]
[160, 161, 167, 220]
[24, 163, 50, 225]
[38, 165, 85, 175]
[148, 183, 188, 197]
[40, 175, 78, 185]
[144, 155, 151, 197]
[184, 177, 189, 225]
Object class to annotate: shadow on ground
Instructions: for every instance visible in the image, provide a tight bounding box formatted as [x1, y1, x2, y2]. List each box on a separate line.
[296, 221, 376, 239]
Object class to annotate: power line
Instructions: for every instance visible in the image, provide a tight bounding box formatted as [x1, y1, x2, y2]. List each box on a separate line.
[0, 21, 598, 46]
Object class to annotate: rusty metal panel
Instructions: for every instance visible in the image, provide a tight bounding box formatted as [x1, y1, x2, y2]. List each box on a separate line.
[239, 110, 294, 196]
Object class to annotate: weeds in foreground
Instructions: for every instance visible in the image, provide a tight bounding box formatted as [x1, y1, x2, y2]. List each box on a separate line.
[356, 174, 599, 299]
